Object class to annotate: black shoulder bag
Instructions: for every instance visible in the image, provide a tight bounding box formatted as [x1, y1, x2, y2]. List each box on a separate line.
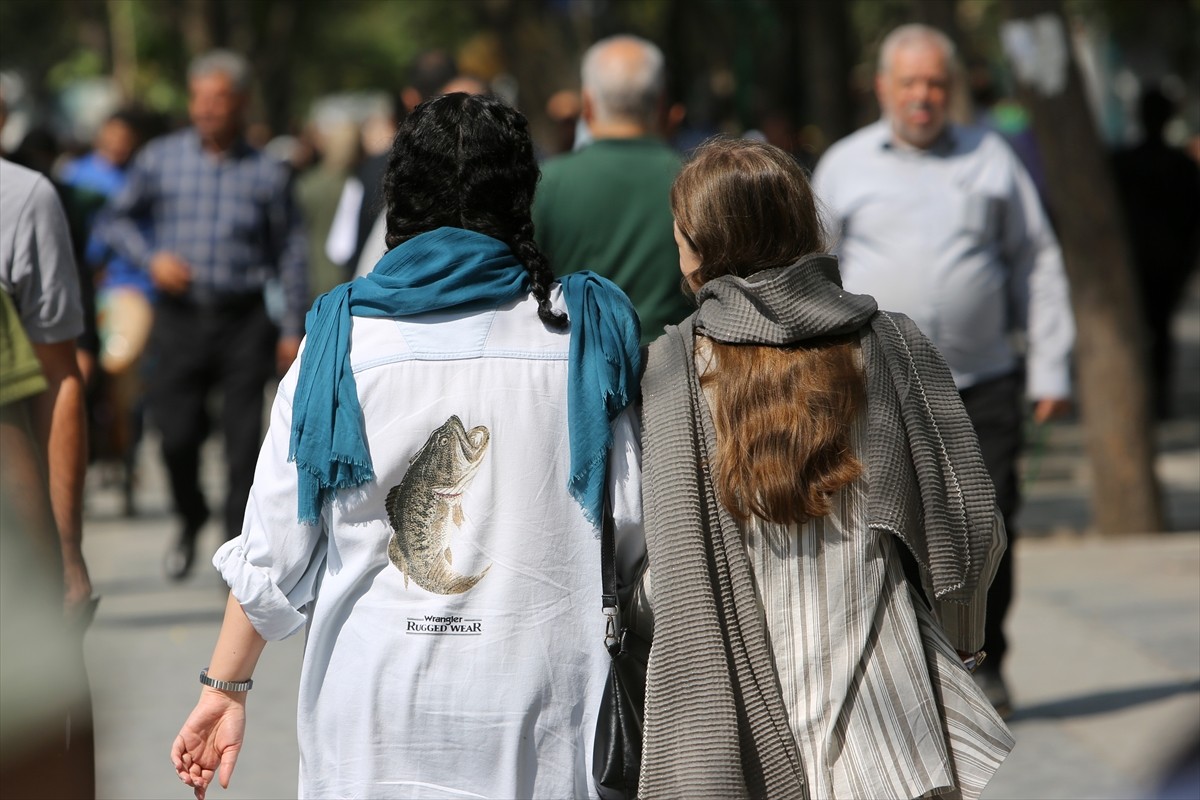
[592, 503, 651, 800]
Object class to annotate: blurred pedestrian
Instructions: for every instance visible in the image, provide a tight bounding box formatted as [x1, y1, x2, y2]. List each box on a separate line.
[0, 160, 96, 797]
[60, 112, 142, 202]
[813, 23, 1075, 718]
[545, 89, 582, 155]
[295, 121, 360, 299]
[533, 34, 692, 345]
[351, 68, 490, 278]
[326, 49, 459, 274]
[0, 157, 93, 616]
[60, 109, 151, 514]
[169, 92, 644, 800]
[96, 50, 308, 580]
[637, 136, 1012, 799]
[1111, 86, 1200, 419]
[1, 292, 95, 800]
[5, 107, 109, 394]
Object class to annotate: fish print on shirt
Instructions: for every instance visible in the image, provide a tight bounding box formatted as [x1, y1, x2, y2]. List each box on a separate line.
[386, 415, 492, 594]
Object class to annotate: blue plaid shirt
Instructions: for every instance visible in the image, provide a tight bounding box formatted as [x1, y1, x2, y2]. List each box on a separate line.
[97, 128, 308, 335]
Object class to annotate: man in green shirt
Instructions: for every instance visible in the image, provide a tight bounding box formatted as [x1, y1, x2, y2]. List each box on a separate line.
[533, 35, 691, 345]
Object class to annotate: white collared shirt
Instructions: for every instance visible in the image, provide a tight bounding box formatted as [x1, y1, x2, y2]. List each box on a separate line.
[813, 120, 1074, 398]
[216, 287, 644, 799]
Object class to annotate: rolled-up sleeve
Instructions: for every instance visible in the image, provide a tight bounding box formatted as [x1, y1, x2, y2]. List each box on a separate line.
[213, 363, 325, 640]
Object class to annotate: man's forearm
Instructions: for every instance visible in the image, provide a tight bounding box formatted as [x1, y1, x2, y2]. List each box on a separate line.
[96, 213, 153, 272]
[30, 341, 90, 603]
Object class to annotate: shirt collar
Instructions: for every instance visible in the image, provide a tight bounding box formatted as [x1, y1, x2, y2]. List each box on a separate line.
[185, 127, 253, 160]
[876, 120, 958, 156]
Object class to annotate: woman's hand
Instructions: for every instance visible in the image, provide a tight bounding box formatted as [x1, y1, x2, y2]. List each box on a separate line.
[171, 688, 247, 800]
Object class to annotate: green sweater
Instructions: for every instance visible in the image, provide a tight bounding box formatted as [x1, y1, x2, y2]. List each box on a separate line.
[534, 137, 692, 345]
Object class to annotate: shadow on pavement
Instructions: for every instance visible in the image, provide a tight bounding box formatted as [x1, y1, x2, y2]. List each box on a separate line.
[1009, 678, 1200, 722]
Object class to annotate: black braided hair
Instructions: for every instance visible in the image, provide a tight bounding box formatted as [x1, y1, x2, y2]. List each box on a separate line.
[382, 92, 566, 329]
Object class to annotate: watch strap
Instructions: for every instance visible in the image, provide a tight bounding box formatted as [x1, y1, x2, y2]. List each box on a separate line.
[199, 667, 253, 692]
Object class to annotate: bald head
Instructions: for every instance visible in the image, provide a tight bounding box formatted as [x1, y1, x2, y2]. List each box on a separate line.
[581, 35, 665, 134]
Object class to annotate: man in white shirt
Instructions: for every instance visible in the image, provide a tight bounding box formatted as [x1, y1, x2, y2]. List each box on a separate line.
[813, 23, 1075, 718]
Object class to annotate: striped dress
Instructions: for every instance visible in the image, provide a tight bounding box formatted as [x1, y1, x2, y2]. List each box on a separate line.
[740, 408, 1014, 800]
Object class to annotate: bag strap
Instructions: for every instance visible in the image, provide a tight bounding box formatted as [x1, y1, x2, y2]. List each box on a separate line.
[600, 496, 621, 652]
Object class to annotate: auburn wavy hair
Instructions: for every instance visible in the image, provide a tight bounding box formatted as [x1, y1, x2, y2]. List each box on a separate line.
[671, 138, 865, 525]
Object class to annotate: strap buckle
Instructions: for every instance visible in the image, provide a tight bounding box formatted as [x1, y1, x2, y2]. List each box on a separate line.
[603, 606, 619, 649]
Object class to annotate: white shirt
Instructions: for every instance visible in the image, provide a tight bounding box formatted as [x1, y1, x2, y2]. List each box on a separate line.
[741, 415, 1011, 800]
[324, 176, 363, 267]
[355, 209, 388, 278]
[813, 120, 1074, 399]
[215, 287, 644, 799]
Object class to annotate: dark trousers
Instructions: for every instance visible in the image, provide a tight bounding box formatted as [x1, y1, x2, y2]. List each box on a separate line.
[146, 295, 276, 541]
[958, 372, 1023, 671]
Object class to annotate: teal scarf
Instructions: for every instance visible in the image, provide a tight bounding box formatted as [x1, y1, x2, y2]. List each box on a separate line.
[288, 226, 640, 527]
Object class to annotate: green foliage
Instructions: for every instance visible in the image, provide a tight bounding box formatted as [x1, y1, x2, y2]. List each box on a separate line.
[0, 0, 103, 90]
[1, 0, 1195, 147]
[292, 0, 480, 99]
[45, 49, 106, 93]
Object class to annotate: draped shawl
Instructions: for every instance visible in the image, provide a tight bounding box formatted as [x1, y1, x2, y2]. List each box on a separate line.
[637, 254, 996, 798]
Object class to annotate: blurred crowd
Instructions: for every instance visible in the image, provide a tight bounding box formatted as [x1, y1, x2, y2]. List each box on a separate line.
[3, 42, 1196, 521]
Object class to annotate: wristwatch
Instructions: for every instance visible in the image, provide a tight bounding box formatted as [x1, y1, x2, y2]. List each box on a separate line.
[199, 668, 254, 692]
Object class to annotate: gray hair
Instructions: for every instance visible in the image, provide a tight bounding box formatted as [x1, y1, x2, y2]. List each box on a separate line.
[877, 24, 956, 75]
[581, 35, 665, 126]
[188, 50, 252, 92]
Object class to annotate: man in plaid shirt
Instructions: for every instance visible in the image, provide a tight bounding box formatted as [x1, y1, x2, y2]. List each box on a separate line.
[98, 50, 308, 580]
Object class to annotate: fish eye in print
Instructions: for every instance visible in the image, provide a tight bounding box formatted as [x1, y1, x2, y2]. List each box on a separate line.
[386, 415, 492, 594]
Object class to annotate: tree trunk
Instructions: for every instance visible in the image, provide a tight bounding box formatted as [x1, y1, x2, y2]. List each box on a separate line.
[1001, 0, 1164, 534]
[798, 0, 856, 144]
[106, 0, 138, 102]
[257, 0, 299, 135]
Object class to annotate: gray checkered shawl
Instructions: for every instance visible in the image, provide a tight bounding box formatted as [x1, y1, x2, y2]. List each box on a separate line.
[638, 254, 995, 799]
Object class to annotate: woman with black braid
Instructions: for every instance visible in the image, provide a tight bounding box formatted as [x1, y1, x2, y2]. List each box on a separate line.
[171, 93, 645, 800]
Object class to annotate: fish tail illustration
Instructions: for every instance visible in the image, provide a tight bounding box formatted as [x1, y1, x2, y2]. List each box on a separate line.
[425, 560, 492, 595]
[387, 532, 412, 589]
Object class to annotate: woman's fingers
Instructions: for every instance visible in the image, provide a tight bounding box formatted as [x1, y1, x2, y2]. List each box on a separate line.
[218, 748, 239, 788]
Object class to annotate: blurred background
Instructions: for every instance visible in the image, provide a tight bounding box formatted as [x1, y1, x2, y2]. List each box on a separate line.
[1, 0, 1197, 167]
[0, 1, 1197, 799]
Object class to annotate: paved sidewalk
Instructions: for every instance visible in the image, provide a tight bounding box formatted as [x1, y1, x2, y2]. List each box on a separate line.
[81, 506, 1200, 800]
[80, 279, 1200, 799]
[982, 534, 1200, 799]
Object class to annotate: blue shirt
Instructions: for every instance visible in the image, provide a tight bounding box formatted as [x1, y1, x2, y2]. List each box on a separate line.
[97, 129, 308, 335]
[61, 152, 153, 295]
[813, 120, 1073, 399]
[61, 151, 126, 198]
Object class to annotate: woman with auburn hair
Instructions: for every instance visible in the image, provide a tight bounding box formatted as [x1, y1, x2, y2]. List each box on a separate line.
[635, 137, 1013, 799]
